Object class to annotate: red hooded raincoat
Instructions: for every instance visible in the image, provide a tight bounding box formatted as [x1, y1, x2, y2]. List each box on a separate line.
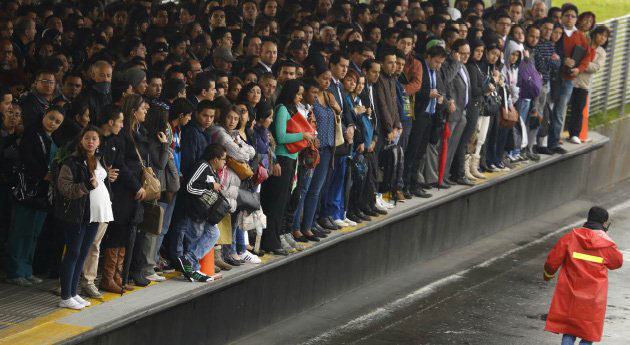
[543, 228, 623, 341]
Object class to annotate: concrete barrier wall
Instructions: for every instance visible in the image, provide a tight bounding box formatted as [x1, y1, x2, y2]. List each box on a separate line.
[587, 115, 630, 193]
[73, 137, 609, 345]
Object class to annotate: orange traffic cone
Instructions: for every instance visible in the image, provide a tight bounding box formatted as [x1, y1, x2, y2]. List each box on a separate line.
[200, 248, 215, 276]
[579, 96, 589, 142]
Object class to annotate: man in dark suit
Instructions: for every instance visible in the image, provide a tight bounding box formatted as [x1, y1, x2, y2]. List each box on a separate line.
[403, 45, 448, 195]
[372, 47, 401, 154]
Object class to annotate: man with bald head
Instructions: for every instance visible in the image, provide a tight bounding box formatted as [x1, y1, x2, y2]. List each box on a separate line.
[77, 60, 113, 123]
[530, 1, 548, 21]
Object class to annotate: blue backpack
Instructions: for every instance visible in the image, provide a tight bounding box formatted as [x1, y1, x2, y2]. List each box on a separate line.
[517, 58, 543, 99]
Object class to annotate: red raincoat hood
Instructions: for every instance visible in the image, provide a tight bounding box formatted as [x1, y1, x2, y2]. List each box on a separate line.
[572, 228, 616, 250]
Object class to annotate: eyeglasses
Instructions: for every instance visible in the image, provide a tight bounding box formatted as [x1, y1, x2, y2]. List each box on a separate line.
[37, 79, 55, 85]
[563, 14, 577, 18]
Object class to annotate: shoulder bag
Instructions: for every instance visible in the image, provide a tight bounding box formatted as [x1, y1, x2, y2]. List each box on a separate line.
[285, 112, 314, 153]
[227, 156, 254, 180]
[499, 87, 518, 129]
[135, 146, 161, 201]
[324, 91, 345, 146]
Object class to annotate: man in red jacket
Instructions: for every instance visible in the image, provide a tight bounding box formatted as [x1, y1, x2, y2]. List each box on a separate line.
[548, 3, 592, 154]
[543, 206, 623, 344]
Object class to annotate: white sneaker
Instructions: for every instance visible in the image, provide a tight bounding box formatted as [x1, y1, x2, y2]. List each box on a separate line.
[373, 200, 388, 212]
[333, 219, 349, 227]
[59, 297, 84, 310]
[240, 250, 262, 264]
[145, 273, 166, 282]
[72, 295, 91, 307]
[343, 218, 357, 226]
[569, 136, 581, 144]
[25, 275, 43, 284]
[376, 195, 394, 209]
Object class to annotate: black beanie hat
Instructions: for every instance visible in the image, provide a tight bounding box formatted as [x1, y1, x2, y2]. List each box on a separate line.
[587, 206, 609, 224]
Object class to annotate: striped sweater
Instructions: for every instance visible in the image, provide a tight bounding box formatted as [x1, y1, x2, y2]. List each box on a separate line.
[534, 40, 561, 83]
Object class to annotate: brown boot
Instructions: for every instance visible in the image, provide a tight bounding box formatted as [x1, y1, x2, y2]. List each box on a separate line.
[114, 248, 135, 291]
[100, 248, 124, 293]
[214, 246, 232, 271]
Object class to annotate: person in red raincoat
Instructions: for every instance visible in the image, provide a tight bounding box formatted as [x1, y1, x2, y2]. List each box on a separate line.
[543, 206, 623, 344]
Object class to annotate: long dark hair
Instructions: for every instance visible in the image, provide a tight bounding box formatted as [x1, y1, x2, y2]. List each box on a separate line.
[76, 125, 101, 177]
[144, 106, 169, 142]
[121, 94, 146, 139]
[275, 79, 303, 115]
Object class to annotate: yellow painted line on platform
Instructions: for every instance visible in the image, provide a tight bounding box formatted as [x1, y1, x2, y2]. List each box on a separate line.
[0, 273, 183, 344]
[0, 308, 90, 345]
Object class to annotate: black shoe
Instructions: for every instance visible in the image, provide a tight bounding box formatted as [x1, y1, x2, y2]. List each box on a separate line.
[294, 235, 309, 243]
[370, 205, 388, 215]
[361, 208, 378, 217]
[443, 177, 456, 185]
[271, 248, 290, 256]
[176, 256, 194, 282]
[430, 182, 450, 189]
[311, 229, 328, 238]
[550, 146, 568, 154]
[420, 182, 432, 189]
[411, 187, 432, 198]
[402, 187, 412, 199]
[524, 149, 540, 161]
[455, 177, 474, 186]
[130, 271, 151, 287]
[347, 212, 362, 224]
[314, 224, 332, 234]
[223, 256, 242, 266]
[536, 146, 553, 155]
[303, 233, 321, 242]
[318, 217, 339, 230]
[356, 210, 371, 221]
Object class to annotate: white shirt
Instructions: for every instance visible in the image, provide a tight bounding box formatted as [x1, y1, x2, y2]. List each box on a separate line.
[564, 26, 578, 38]
[89, 161, 114, 223]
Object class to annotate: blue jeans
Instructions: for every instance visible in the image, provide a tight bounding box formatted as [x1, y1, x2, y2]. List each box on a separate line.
[226, 227, 246, 255]
[549, 79, 574, 149]
[60, 222, 99, 300]
[511, 98, 531, 155]
[322, 156, 347, 220]
[292, 167, 314, 231]
[302, 146, 333, 230]
[156, 195, 177, 262]
[562, 334, 592, 345]
[181, 216, 219, 271]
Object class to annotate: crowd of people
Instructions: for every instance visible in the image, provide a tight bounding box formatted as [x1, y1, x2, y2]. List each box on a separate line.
[0, 0, 609, 312]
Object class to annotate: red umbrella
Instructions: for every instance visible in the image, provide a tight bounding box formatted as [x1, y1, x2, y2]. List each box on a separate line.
[438, 121, 451, 188]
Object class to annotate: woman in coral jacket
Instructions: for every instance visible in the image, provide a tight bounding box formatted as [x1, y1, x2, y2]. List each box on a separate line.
[543, 206, 623, 345]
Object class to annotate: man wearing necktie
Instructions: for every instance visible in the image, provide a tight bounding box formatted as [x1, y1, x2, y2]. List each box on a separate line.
[320, 52, 356, 226]
[402, 45, 448, 197]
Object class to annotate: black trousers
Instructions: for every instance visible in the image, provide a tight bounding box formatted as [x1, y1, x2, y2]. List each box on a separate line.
[568, 87, 588, 138]
[403, 113, 434, 187]
[260, 155, 296, 251]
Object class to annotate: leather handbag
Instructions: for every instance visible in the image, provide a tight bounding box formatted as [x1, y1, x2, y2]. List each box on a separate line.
[227, 156, 254, 180]
[253, 163, 268, 185]
[138, 201, 164, 235]
[499, 88, 518, 128]
[135, 147, 161, 201]
[285, 112, 314, 153]
[300, 141, 320, 169]
[236, 181, 261, 212]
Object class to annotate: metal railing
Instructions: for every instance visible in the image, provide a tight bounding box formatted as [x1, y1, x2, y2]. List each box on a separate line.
[589, 14, 630, 117]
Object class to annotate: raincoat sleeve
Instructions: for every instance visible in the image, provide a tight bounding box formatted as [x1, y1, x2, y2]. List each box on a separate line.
[603, 245, 623, 270]
[543, 235, 568, 281]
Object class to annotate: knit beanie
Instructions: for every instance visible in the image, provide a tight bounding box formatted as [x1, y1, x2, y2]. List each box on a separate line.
[587, 206, 609, 224]
[124, 68, 146, 89]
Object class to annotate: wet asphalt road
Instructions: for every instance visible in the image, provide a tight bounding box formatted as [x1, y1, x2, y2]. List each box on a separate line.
[299, 205, 630, 345]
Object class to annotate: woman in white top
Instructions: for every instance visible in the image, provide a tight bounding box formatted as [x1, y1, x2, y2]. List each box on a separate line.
[55, 126, 113, 310]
